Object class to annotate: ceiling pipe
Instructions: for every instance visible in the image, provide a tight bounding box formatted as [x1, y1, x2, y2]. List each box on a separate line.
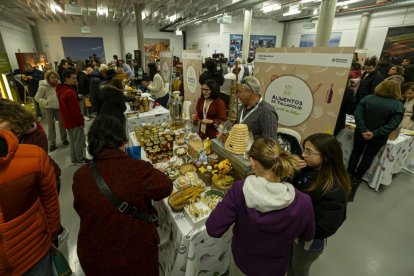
[175, 0, 264, 29]
[337, 0, 413, 15]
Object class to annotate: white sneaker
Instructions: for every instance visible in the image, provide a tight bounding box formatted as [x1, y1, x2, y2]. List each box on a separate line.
[83, 116, 90, 121]
[58, 228, 69, 246]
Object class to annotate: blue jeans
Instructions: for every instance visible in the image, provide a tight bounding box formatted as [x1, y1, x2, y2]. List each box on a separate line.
[24, 252, 54, 276]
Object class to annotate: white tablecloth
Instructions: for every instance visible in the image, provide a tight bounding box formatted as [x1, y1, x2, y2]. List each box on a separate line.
[125, 104, 170, 132]
[156, 200, 232, 276]
[129, 132, 232, 275]
[337, 128, 414, 191]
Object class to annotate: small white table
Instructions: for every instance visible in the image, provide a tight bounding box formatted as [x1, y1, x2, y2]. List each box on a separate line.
[125, 104, 170, 132]
[338, 128, 414, 191]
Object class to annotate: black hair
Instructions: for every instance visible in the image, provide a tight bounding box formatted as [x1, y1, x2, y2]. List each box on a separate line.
[62, 69, 76, 82]
[88, 115, 128, 159]
[202, 79, 220, 99]
[365, 59, 377, 67]
[205, 59, 215, 72]
[147, 63, 158, 81]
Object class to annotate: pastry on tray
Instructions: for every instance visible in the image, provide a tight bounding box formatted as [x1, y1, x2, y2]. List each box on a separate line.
[179, 163, 197, 174]
[175, 147, 187, 156]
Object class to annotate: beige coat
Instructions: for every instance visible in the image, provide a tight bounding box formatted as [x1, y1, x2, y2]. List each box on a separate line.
[148, 73, 167, 99]
[35, 80, 60, 109]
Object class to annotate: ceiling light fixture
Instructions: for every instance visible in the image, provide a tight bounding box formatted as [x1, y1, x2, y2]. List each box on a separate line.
[175, 29, 183, 35]
[337, 0, 360, 6]
[283, 5, 301, 16]
[262, 3, 282, 13]
[97, 7, 107, 16]
[169, 14, 177, 22]
[50, 3, 63, 13]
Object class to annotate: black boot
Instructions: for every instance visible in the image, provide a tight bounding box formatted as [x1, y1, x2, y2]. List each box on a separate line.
[348, 177, 361, 202]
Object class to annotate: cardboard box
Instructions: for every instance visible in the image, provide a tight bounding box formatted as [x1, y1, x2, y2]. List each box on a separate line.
[188, 140, 204, 158]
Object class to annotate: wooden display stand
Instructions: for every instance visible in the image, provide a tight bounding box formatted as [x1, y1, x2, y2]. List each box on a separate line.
[211, 138, 252, 181]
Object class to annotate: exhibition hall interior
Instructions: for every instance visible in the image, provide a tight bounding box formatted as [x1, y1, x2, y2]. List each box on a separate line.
[0, 0, 413, 275]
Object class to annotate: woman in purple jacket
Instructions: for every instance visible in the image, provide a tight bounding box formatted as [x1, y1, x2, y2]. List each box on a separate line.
[206, 137, 315, 276]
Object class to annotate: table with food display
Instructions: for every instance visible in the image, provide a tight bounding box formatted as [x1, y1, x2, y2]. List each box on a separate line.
[123, 89, 170, 132]
[337, 116, 414, 191]
[127, 122, 253, 276]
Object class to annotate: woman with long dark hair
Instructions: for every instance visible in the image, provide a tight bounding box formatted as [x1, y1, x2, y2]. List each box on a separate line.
[73, 115, 172, 275]
[288, 133, 351, 276]
[145, 62, 169, 108]
[193, 79, 227, 139]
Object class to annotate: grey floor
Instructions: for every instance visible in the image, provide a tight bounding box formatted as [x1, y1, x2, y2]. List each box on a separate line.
[48, 119, 414, 276]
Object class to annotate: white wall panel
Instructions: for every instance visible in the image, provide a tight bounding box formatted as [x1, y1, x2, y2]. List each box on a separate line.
[0, 21, 35, 69]
[123, 25, 184, 58]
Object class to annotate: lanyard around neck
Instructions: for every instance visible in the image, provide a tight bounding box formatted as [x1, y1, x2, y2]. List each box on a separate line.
[240, 97, 263, 123]
[203, 99, 213, 119]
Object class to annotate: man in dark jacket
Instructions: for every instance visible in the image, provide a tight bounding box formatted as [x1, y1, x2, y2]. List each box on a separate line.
[77, 65, 94, 120]
[402, 58, 414, 83]
[354, 59, 384, 109]
[89, 64, 108, 112]
[376, 54, 393, 78]
[22, 63, 44, 119]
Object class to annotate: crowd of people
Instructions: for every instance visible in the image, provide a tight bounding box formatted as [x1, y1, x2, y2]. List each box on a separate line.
[0, 51, 412, 275]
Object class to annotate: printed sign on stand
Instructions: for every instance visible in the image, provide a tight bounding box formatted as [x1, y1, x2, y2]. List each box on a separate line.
[255, 47, 354, 139]
[160, 51, 173, 85]
[182, 50, 202, 115]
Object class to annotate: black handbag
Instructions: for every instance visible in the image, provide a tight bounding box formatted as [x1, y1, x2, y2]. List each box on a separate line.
[88, 162, 159, 226]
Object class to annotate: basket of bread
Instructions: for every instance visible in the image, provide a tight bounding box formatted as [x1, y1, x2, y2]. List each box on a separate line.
[168, 185, 205, 211]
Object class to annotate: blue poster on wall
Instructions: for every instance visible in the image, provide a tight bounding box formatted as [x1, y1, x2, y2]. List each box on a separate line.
[299, 33, 341, 47]
[229, 34, 276, 65]
[61, 37, 105, 62]
[229, 34, 243, 65]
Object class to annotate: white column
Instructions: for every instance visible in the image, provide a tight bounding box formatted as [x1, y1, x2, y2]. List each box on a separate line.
[355, 12, 370, 49]
[118, 23, 125, 60]
[242, 9, 252, 61]
[134, 3, 145, 68]
[281, 22, 290, 47]
[314, 0, 337, 47]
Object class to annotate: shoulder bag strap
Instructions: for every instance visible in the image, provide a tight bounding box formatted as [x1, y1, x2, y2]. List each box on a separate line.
[88, 162, 158, 224]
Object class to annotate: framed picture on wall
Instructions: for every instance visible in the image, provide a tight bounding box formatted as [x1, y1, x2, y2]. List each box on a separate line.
[299, 32, 342, 47]
[381, 25, 414, 65]
[61, 37, 105, 63]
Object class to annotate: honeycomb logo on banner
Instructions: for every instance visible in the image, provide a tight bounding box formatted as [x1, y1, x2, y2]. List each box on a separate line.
[186, 65, 197, 94]
[265, 75, 313, 126]
[162, 62, 170, 82]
